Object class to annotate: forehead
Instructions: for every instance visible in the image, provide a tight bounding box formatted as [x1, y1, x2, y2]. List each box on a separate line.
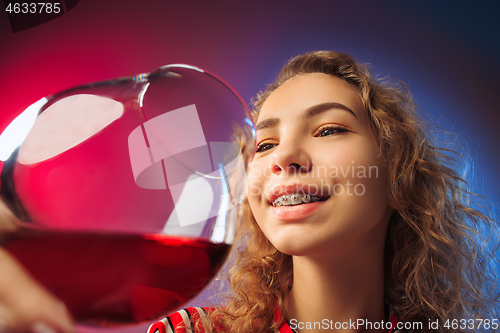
[259, 73, 364, 119]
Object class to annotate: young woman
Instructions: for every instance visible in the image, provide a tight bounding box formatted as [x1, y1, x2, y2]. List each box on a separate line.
[147, 51, 498, 332]
[0, 51, 496, 333]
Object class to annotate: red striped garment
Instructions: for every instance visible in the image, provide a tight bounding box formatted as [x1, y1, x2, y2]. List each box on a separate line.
[146, 307, 212, 333]
[146, 307, 401, 333]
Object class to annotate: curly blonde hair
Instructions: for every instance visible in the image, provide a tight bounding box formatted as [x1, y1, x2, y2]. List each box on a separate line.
[207, 51, 499, 332]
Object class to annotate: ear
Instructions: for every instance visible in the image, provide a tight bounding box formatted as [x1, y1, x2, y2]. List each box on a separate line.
[388, 196, 398, 210]
[385, 184, 400, 210]
[387, 191, 408, 211]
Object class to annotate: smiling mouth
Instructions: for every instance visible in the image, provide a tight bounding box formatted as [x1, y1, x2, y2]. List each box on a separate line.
[271, 193, 329, 207]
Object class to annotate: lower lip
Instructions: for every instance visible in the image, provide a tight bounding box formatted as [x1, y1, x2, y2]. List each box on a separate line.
[271, 200, 326, 221]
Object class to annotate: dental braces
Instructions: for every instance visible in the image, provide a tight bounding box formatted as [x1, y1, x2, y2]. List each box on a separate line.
[272, 194, 323, 207]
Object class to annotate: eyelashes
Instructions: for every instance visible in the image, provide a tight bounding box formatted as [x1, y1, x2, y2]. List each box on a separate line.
[255, 140, 277, 153]
[255, 124, 350, 153]
[314, 124, 350, 137]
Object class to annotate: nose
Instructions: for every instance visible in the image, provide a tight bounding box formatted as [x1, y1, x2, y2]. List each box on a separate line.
[271, 139, 312, 176]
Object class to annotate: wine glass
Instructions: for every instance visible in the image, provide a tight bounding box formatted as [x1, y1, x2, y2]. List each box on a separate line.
[0, 64, 255, 327]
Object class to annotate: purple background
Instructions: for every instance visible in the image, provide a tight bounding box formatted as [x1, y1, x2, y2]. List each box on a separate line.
[1, 0, 499, 331]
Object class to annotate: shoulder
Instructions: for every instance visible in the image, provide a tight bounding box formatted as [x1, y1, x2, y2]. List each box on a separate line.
[146, 307, 214, 333]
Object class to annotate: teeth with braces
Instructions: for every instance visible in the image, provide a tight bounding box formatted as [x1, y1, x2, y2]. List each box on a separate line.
[272, 194, 323, 207]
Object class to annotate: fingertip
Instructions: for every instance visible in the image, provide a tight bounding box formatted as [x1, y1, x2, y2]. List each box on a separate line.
[0, 318, 6, 333]
[51, 302, 74, 333]
[30, 322, 57, 333]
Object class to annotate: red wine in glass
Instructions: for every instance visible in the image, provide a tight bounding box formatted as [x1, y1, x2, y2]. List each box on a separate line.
[0, 64, 254, 327]
[2, 229, 229, 326]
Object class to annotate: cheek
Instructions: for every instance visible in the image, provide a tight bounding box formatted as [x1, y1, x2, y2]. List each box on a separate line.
[320, 141, 388, 197]
[246, 189, 270, 242]
[246, 160, 266, 201]
[336, 147, 390, 216]
[245, 162, 273, 235]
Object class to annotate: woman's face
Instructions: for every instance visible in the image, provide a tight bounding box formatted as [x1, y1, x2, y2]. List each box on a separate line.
[247, 73, 394, 257]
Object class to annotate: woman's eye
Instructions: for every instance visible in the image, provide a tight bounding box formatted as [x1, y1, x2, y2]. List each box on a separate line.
[256, 142, 276, 153]
[316, 125, 349, 137]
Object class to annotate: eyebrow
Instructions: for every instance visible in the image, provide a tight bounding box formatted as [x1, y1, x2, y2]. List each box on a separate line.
[306, 102, 357, 118]
[255, 102, 357, 132]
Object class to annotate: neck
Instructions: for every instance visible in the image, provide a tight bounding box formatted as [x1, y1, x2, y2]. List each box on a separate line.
[287, 234, 388, 333]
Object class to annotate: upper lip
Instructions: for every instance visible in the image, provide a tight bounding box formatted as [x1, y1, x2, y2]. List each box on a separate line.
[267, 183, 330, 204]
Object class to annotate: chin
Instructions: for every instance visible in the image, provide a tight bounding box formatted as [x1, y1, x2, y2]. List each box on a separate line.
[272, 240, 323, 257]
